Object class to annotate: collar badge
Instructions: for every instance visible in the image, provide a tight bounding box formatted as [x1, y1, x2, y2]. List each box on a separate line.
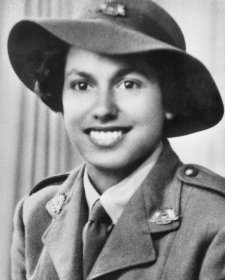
[99, 1, 126, 17]
[149, 208, 180, 225]
[46, 193, 67, 218]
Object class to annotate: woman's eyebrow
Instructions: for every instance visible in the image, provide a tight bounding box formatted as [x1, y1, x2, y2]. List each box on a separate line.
[65, 69, 93, 80]
[114, 67, 134, 78]
[113, 66, 150, 80]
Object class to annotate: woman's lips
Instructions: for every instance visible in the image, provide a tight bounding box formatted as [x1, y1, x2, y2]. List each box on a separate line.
[84, 126, 132, 147]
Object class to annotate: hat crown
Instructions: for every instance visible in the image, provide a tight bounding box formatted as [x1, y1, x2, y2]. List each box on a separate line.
[71, 0, 185, 50]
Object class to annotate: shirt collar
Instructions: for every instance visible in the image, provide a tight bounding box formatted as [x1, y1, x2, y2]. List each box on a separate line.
[83, 142, 163, 224]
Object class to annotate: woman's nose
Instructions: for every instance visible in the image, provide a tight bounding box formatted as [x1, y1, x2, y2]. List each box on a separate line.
[92, 92, 118, 121]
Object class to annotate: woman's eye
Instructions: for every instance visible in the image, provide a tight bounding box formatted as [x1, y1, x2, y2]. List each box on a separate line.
[119, 80, 140, 90]
[71, 81, 90, 91]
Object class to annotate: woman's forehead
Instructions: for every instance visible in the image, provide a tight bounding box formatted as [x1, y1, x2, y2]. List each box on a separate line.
[65, 46, 157, 79]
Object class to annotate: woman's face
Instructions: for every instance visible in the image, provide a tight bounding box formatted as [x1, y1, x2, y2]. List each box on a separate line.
[62, 47, 164, 174]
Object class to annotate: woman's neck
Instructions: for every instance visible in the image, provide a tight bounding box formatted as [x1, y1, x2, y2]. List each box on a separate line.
[85, 164, 131, 194]
[85, 142, 163, 194]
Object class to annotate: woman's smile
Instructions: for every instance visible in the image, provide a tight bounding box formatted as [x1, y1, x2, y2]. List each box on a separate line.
[89, 129, 124, 147]
[84, 126, 132, 147]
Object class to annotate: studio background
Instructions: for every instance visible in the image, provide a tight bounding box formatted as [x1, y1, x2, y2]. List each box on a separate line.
[0, 0, 225, 279]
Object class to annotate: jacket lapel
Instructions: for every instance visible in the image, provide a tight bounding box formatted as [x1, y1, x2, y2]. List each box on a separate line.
[88, 184, 156, 280]
[142, 141, 182, 234]
[42, 165, 88, 280]
[89, 141, 183, 279]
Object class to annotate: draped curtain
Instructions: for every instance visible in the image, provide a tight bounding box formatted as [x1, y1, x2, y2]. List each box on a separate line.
[0, 1, 224, 279]
[0, 1, 81, 279]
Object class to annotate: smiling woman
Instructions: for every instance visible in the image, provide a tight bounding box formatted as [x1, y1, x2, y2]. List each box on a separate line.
[7, 0, 225, 279]
[62, 48, 164, 191]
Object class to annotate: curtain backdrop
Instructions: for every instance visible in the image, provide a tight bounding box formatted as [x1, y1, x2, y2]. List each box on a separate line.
[0, 1, 225, 279]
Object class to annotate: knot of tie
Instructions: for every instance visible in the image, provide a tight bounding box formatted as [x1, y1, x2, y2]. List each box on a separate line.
[83, 199, 112, 279]
[89, 199, 111, 226]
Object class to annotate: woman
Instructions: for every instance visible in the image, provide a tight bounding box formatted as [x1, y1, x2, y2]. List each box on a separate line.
[8, 0, 225, 279]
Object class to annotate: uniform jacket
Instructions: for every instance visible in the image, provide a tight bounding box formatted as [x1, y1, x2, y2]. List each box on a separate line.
[11, 141, 225, 280]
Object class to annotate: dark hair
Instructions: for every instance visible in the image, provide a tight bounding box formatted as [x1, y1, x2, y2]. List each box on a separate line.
[33, 42, 69, 112]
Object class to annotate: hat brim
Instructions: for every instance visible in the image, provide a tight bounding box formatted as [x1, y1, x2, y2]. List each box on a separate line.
[8, 20, 224, 137]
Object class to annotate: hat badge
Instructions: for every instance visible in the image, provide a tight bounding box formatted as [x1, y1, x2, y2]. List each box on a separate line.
[99, 1, 126, 17]
[149, 208, 180, 225]
[46, 193, 67, 218]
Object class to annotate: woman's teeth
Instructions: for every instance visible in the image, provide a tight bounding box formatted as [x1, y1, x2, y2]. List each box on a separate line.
[89, 130, 123, 146]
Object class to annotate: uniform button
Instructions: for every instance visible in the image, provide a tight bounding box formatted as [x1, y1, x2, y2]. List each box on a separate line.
[184, 165, 198, 177]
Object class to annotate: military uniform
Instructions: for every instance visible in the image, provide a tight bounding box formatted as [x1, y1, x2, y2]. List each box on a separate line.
[11, 141, 225, 280]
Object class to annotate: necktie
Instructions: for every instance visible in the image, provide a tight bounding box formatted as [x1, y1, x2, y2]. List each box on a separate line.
[82, 199, 112, 279]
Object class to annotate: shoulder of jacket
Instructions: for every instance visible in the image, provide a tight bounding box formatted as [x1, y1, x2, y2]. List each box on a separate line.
[29, 172, 70, 195]
[177, 164, 225, 197]
[22, 172, 70, 220]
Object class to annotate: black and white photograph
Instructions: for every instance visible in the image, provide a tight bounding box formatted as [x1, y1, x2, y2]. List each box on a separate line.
[0, 0, 225, 279]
